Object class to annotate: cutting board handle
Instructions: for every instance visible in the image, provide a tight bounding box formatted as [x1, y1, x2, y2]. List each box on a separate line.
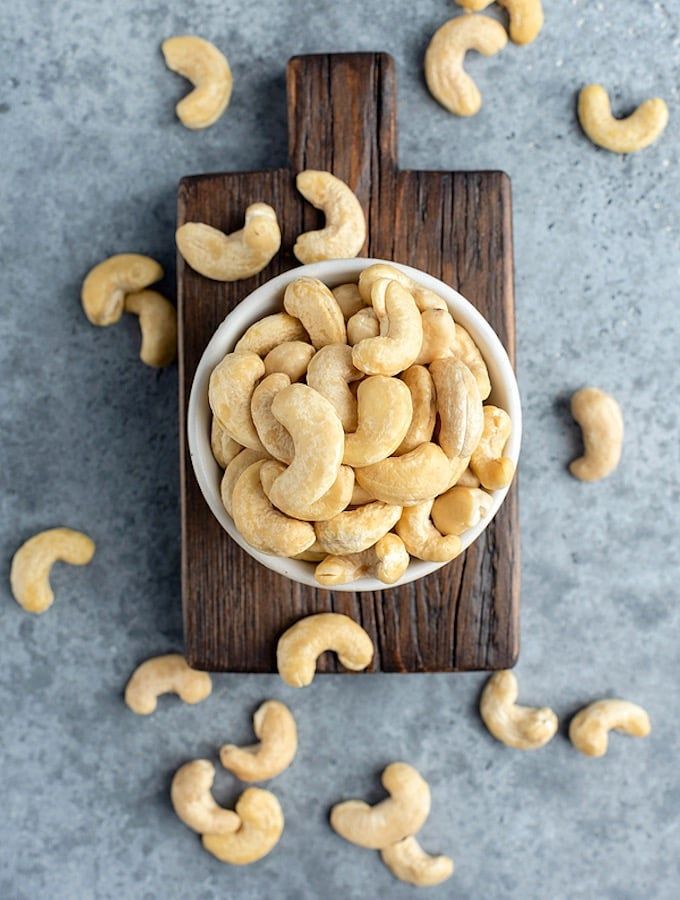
[286, 52, 398, 192]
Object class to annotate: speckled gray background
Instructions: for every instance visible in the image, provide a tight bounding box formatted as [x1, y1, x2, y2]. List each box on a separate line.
[1, 1, 679, 897]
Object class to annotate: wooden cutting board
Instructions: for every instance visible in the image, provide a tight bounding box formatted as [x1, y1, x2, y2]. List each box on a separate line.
[177, 52, 519, 673]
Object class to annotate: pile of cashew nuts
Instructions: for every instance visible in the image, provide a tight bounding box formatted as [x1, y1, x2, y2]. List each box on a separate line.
[208, 263, 516, 584]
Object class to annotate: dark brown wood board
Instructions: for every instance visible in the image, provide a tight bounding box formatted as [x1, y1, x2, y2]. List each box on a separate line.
[178, 52, 519, 673]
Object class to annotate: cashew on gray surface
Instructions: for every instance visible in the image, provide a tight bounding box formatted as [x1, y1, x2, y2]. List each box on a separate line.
[480, 670, 558, 750]
[220, 700, 298, 781]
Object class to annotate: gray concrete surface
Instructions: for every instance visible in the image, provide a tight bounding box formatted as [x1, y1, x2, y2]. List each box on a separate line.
[1, 1, 679, 897]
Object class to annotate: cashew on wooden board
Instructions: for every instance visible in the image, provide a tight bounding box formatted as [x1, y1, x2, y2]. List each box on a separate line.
[208, 270, 514, 585]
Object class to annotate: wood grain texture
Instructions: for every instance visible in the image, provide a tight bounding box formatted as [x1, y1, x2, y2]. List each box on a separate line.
[178, 53, 519, 673]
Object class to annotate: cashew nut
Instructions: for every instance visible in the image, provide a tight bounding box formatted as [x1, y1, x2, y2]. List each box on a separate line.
[10, 528, 95, 615]
[414, 308, 456, 365]
[569, 700, 651, 758]
[456, 0, 543, 46]
[170, 760, 240, 835]
[235, 312, 308, 356]
[260, 460, 354, 522]
[330, 763, 431, 850]
[343, 376, 413, 467]
[123, 290, 177, 367]
[277, 613, 374, 687]
[220, 700, 297, 782]
[315, 502, 402, 555]
[177, 203, 281, 282]
[347, 307, 380, 345]
[578, 85, 669, 154]
[569, 387, 624, 481]
[250, 374, 294, 463]
[396, 366, 437, 455]
[445, 453, 472, 490]
[124, 654, 212, 715]
[431, 486, 493, 536]
[358, 264, 446, 313]
[293, 543, 328, 563]
[307, 344, 362, 432]
[81, 254, 163, 326]
[231, 461, 316, 556]
[283, 277, 346, 348]
[480, 670, 558, 750]
[352, 281, 422, 376]
[161, 35, 233, 129]
[381, 837, 454, 887]
[220, 449, 268, 517]
[267, 384, 345, 516]
[315, 534, 410, 586]
[424, 15, 508, 117]
[264, 340, 315, 382]
[350, 482, 375, 506]
[211, 417, 241, 469]
[396, 500, 462, 562]
[202, 788, 284, 865]
[332, 282, 366, 320]
[208, 351, 264, 451]
[294, 170, 366, 264]
[355, 443, 452, 507]
[430, 357, 484, 459]
[470, 405, 515, 490]
[451, 323, 491, 400]
[457, 466, 480, 488]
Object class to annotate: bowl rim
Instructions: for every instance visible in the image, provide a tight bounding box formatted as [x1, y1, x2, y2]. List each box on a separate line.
[187, 258, 522, 592]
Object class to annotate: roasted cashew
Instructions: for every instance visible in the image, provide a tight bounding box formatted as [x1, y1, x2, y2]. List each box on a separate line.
[330, 763, 431, 850]
[357, 264, 446, 313]
[414, 308, 456, 365]
[356, 443, 452, 507]
[124, 654, 212, 715]
[283, 277, 346, 348]
[315, 502, 402, 555]
[578, 85, 669, 154]
[220, 700, 297, 782]
[235, 312, 308, 356]
[430, 357, 484, 458]
[315, 534, 410, 586]
[123, 290, 177, 367]
[396, 366, 437, 455]
[456, 0, 543, 45]
[352, 281, 422, 377]
[347, 307, 379, 345]
[569, 387, 623, 482]
[307, 344, 362, 432]
[211, 417, 242, 469]
[263, 340, 315, 382]
[480, 670, 558, 750]
[251, 374, 294, 463]
[451, 323, 491, 400]
[332, 282, 366, 320]
[209, 351, 265, 451]
[177, 203, 281, 282]
[267, 384, 345, 517]
[10, 528, 95, 615]
[470, 405, 515, 490]
[396, 500, 462, 562]
[260, 460, 354, 523]
[231, 461, 316, 556]
[569, 700, 651, 758]
[171, 760, 240, 835]
[381, 837, 454, 887]
[424, 15, 508, 117]
[81, 254, 163, 326]
[202, 788, 284, 865]
[343, 376, 413, 467]
[161, 35, 233, 129]
[220, 449, 268, 517]
[294, 170, 366, 263]
[277, 613, 374, 687]
[431, 486, 493, 536]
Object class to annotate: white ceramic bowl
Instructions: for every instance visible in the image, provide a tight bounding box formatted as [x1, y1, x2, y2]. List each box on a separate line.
[188, 258, 521, 592]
